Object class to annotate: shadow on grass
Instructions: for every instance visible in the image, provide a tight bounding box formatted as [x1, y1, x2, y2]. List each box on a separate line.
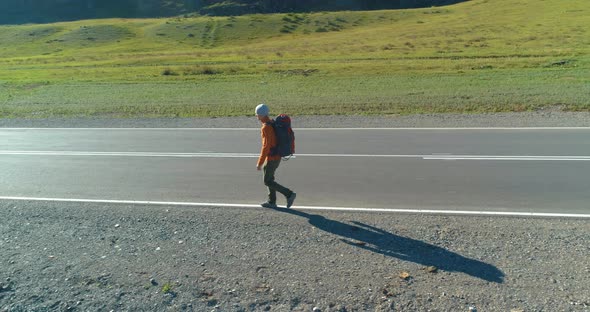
[272, 207, 504, 283]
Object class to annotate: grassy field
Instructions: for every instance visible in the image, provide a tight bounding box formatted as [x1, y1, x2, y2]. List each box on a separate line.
[0, 0, 588, 118]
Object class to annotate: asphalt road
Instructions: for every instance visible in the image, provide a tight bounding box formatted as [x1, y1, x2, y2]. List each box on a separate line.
[1, 128, 589, 215]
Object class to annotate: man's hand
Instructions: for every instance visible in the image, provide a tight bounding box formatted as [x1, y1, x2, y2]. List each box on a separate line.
[256, 165, 262, 171]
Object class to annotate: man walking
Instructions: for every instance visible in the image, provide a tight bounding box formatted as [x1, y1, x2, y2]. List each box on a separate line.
[255, 103, 296, 208]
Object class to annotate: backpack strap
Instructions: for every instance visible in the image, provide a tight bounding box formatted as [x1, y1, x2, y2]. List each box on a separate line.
[265, 120, 279, 156]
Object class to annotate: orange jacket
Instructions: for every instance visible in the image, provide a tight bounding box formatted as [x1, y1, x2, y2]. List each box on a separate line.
[257, 123, 281, 167]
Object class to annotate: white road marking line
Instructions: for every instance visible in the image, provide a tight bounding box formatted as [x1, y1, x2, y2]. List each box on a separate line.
[0, 196, 588, 218]
[301, 154, 590, 161]
[0, 151, 261, 158]
[0, 150, 589, 161]
[296, 127, 590, 131]
[423, 156, 590, 161]
[1, 127, 590, 131]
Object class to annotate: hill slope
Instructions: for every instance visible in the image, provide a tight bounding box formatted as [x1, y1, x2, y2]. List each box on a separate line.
[1, 0, 587, 74]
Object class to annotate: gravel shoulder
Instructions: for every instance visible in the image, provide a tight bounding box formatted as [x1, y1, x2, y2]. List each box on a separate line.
[1, 201, 588, 311]
[1, 112, 590, 128]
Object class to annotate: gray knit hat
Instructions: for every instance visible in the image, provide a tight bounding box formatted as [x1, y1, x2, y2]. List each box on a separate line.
[255, 103, 269, 116]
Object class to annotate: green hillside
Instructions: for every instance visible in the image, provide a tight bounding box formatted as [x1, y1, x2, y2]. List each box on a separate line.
[0, 0, 588, 118]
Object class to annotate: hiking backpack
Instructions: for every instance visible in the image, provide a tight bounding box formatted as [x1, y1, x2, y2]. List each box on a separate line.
[270, 114, 295, 158]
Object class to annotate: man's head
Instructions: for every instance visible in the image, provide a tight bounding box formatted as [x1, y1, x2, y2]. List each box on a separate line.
[255, 103, 270, 122]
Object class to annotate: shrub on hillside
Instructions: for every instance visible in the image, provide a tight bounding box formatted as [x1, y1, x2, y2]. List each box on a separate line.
[183, 66, 221, 75]
[162, 68, 178, 76]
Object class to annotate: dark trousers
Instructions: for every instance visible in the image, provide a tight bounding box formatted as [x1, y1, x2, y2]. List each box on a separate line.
[263, 160, 292, 204]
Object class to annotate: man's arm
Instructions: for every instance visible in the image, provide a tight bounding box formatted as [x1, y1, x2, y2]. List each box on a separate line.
[256, 126, 271, 169]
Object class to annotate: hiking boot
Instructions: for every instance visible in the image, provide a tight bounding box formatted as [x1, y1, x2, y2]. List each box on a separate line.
[286, 192, 296, 208]
[260, 202, 277, 208]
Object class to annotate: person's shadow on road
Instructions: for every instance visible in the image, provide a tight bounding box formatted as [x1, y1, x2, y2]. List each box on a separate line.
[271, 207, 504, 283]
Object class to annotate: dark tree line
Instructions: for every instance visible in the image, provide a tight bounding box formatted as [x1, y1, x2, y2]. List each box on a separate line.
[0, 0, 464, 24]
[200, 0, 464, 13]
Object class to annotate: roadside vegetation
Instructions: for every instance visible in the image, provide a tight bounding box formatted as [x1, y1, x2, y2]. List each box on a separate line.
[0, 0, 588, 118]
